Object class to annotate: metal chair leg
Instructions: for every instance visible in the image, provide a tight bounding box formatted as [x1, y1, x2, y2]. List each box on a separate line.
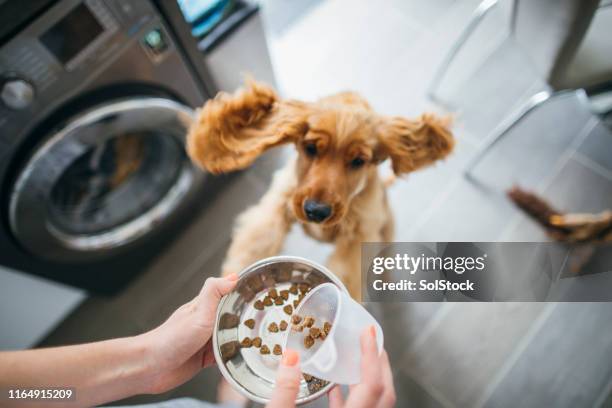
[428, 0, 499, 103]
[464, 90, 553, 178]
[464, 89, 592, 180]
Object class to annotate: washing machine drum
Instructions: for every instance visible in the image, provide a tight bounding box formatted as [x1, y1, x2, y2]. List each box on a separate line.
[9, 97, 198, 262]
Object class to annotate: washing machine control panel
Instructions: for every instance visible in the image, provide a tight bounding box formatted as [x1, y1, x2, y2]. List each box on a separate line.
[0, 0, 175, 150]
[0, 77, 35, 110]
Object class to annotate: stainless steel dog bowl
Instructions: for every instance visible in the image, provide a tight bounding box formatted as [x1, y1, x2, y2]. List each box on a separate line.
[213, 256, 347, 405]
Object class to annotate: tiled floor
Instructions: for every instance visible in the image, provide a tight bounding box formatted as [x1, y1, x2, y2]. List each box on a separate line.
[40, 0, 612, 407]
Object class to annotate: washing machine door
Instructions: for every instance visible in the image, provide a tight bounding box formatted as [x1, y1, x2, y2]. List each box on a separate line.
[9, 97, 199, 262]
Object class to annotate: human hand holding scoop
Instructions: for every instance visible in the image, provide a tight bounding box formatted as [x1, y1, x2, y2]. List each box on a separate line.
[283, 282, 384, 384]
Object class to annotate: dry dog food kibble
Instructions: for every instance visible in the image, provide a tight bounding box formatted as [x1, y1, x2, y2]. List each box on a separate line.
[244, 318, 255, 329]
[273, 344, 282, 355]
[289, 284, 298, 295]
[280, 290, 290, 300]
[254, 300, 264, 310]
[274, 297, 284, 306]
[303, 316, 315, 328]
[291, 315, 302, 324]
[303, 374, 313, 382]
[268, 288, 278, 299]
[291, 324, 304, 332]
[260, 345, 270, 355]
[304, 335, 315, 349]
[298, 283, 310, 293]
[220, 341, 240, 362]
[263, 296, 273, 307]
[293, 299, 300, 308]
[323, 321, 332, 335]
[283, 305, 293, 315]
[279, 320, 288, 331]
[252, 337, 262, 348]
[307, 377, 329, 393]
[309, 327, 321, 339]
[268, 322, 279, 333]
[219, 313, 239, 330]
[240, 337, 252, 348]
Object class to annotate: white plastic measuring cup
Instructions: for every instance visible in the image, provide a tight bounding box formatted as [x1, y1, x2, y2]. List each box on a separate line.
[283, 282, 384, 384]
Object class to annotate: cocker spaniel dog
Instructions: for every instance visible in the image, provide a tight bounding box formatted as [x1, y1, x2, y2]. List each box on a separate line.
[187, 80, 454, 299]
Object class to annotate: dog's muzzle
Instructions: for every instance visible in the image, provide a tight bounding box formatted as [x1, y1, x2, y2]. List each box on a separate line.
[304, 199, 332, 223]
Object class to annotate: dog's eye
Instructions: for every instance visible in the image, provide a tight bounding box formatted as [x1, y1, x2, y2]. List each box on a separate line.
[304, 143, 317, 157]
[350, 157, 366, 169]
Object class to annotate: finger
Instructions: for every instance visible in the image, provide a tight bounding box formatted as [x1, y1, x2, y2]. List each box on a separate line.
[360, 325, 382, 385]
[267, 349, 301, 408]
[197, 275, 238, 311]
[377, 351, 396, 408]
[345, 326, 384, 407]
[328, 385, 344, 408]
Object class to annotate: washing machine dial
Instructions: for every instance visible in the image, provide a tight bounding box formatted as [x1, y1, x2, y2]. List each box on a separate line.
[1, 77, 35, 110]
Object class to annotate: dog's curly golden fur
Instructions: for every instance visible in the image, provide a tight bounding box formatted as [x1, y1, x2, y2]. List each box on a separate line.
[187, 79, 454, 299]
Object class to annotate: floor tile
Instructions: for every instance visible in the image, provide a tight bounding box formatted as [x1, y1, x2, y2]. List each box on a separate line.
[387, 0, 457, 29]
[388, 134, 478, 241]
[403, 303, 548, 407]
[270, 0, 422, 101]
[260, 0, 324, 37]
[469, 94, 595, 191]
[394, 369, 447, 408]
[407, 176, 520, 241]
[368, 302, 445, 356]
[576, 120, 612, 175]
[543, 156, 612, 214]
[482, 303, 612, 408]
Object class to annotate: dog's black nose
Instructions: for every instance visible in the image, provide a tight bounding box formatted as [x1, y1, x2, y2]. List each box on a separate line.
[304, 199, 332, 222]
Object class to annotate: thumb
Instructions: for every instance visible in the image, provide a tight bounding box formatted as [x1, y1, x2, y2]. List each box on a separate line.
[197, 274, 238, 313]
[267, 349, 301, 408]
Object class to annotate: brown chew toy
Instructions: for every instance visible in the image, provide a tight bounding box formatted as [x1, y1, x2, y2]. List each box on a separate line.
[508, 186, 612, 243]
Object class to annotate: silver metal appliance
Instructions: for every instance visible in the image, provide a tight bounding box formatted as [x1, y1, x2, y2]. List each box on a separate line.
[0, 0, 214, 292]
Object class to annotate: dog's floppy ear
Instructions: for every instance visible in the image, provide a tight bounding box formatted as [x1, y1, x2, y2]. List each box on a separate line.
[377, 114, 454, 175]
[187, 79, 310, 174]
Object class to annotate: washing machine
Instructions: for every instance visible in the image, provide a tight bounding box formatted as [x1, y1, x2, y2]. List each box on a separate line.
[0, 0, 217, 293]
